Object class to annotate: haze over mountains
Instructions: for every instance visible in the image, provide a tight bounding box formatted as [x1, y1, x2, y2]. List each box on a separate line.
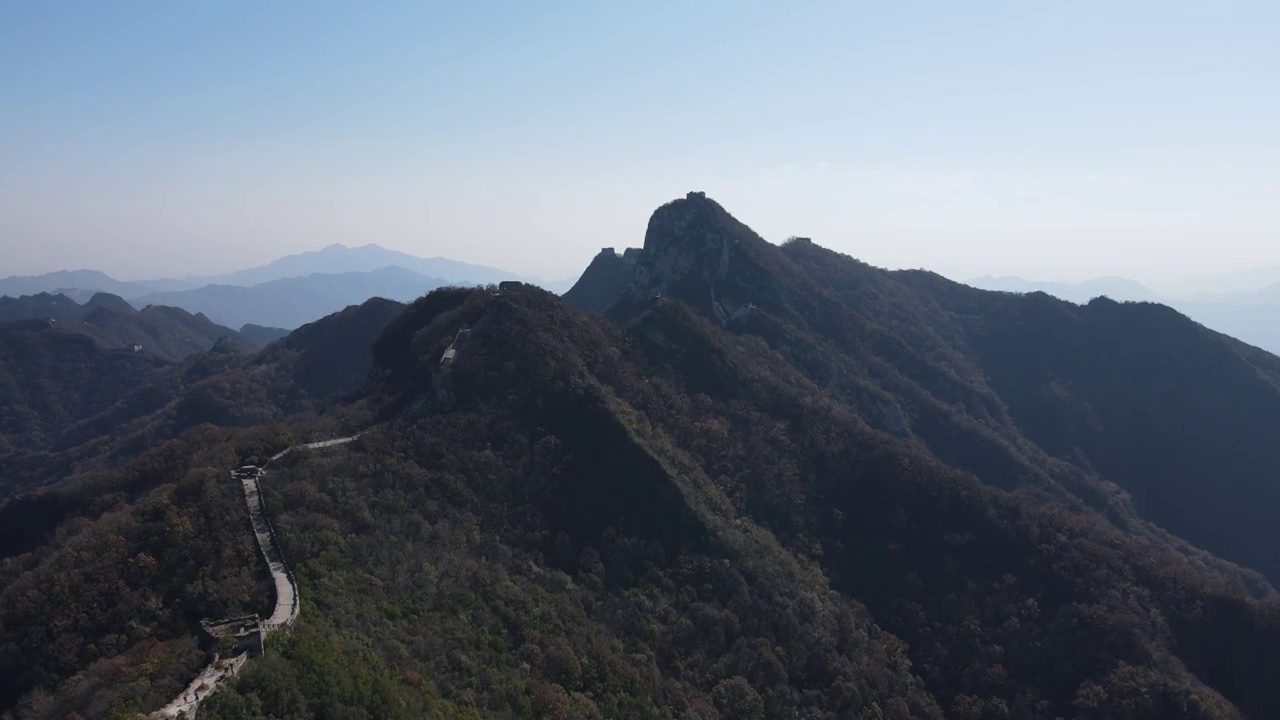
[967, 275, 1161, 304]
[186, 243, 525, 288]
[0, 243, 574, 333]
[968, 274, 1280, 355]
[129, 266, 448, 330]
[0, 243, 540, 299]
[4, 193, 1280, 719]
[7, 0, 1279, 714]
[11, 240, 1280, 359]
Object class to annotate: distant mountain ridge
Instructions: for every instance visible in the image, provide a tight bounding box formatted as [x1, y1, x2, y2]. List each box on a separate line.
[188, 243, 522, 287]
[2, 244, 560, 330]
[131, 266, 448, 329]
[966, 273, 1280, 355]
[0, 271, 192, 300]
[0, 292, 253, 360]
[2, 244, 536, 302]
[968, 274, 1159, 303]
[0, 293, 84, 323]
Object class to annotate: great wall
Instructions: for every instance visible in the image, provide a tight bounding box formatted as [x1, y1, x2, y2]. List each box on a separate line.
[150, 435, 360, 719]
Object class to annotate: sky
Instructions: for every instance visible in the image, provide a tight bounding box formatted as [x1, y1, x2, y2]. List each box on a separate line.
[2, 0, 1278, 289]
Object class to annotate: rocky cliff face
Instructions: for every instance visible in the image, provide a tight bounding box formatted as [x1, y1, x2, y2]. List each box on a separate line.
[561, 246, 641, 314]
[611, 192, 788, 327]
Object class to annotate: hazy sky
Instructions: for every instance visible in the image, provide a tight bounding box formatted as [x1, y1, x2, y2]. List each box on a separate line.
[2, 1, 1278, 287]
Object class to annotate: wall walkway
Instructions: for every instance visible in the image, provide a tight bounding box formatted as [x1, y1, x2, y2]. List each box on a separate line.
[149, 434, 360, 718]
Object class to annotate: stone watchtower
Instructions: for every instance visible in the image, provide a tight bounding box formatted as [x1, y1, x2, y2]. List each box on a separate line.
[201, 615, 265, 658]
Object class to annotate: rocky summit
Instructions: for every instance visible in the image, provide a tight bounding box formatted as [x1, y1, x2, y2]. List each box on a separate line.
[562, 246, 641, 314]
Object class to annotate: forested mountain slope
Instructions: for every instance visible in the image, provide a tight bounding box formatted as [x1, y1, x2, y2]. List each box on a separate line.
[3, 196, 1280, 719]
[0, 291, 260, 360]
[0, 299, 400, 499]
[200, 273, 1280, 719]
[0, 321, 172, 464]
[0, 300, 402, 716]
[612, 193, 1280, 583]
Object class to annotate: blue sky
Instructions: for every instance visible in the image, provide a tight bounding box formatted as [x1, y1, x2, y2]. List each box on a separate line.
[2, 1, 1277, 286]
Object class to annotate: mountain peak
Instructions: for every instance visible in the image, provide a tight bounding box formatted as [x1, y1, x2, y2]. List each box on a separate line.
[208, 335, 248, 355]
[558, 193, 775, 318]
[612, 192, 784, 324]
[83, 292, 136, 314]
[562, 246, 641, 314]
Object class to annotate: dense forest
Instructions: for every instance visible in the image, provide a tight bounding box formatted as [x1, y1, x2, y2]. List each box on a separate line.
[3, 195, 1280, 718]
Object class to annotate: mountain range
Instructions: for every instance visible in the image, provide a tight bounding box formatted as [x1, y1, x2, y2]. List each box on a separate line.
[0, 291, 261, 361]
[185, 243, 525, 288]
[1, 244, 574, 331]
[967, 275, 1160, 304]
[0, 244, 535, 300]
[130, 266, 449, 330]
[2, 194, 1280, 719]
[968, 274, 1280, 355]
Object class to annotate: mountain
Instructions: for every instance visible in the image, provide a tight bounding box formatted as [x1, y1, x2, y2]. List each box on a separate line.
[1, 245, 534, 305]
[0, 296, 399, 501]
[965, 275, 1280, 356]
[967, 274, 1159, 303]
[0, 320, 172, 466]
[0, 290, 138, 324]
[81, 291, 138, 315]
[194, 243, 521, 288]
[0, 292, 84, 322]
[0, 292, 256, 360]
[0, 270, 195, 300]
[5, 194, 1280, 719]
[0, 270, 140, 299]
[238, 324, 291, 347]
[131, 266, 446, 329]
[562, 246, 641, 313]
[252, 297, 404, 400]
[74, 303, 251, 360]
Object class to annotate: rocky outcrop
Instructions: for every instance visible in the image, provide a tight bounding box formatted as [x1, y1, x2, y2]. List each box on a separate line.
[561, 247, 641, 314]
[610, 191, 784, 328]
